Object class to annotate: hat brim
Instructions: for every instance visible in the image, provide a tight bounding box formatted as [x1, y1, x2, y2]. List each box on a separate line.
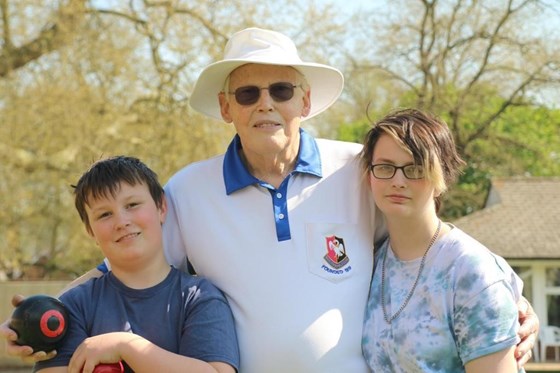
[189, 60, 344, 121]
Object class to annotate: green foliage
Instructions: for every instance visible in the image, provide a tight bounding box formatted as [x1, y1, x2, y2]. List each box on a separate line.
[443, 166, 491, 219]
[336, 96, 560, 221]
[0, 0, 355, 279]
[1, 0, 559, 279]
[337, 119, 370, 144]
[338, 0, 560, 221]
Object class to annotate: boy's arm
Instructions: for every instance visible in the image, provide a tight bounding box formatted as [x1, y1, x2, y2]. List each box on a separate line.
[68, 332, 235, 373]
[36, 367, 68, 373]
[0, 267, 104, 362]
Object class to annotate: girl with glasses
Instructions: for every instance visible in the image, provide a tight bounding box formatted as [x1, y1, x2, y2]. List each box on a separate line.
[359, 108, 524, 372]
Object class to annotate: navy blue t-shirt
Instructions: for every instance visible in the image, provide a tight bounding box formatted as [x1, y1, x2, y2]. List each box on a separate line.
[34, 267, 239, 371]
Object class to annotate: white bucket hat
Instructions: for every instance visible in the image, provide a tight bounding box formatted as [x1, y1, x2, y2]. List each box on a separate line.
[189, 27, 344, 121]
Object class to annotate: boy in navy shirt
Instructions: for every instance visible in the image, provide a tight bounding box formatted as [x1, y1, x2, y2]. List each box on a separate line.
[35, 156, 239, 373]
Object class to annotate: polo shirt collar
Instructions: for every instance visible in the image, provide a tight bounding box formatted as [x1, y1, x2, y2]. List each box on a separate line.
[223, 128, 322, 195]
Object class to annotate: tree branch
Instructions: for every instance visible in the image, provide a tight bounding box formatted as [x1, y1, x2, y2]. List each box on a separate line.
[0, 0, 87, 77]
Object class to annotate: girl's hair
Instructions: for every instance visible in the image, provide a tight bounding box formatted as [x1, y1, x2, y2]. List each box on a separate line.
[73, 156, 164, 234]
[359, 108, 465, 212]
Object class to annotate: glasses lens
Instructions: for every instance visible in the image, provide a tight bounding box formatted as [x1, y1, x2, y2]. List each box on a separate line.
[372, 165, 395, 179]
[403, 165, 424, 179]
[234, 86, 260, 105]
[233, 83, 296, 105]
[269, 83, 295, 102]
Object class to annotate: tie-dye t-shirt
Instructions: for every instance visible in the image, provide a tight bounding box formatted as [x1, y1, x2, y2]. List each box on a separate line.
[362, 226, 523, 373]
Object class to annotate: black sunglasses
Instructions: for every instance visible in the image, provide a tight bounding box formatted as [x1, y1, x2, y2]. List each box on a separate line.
[228, 82, 302, 106]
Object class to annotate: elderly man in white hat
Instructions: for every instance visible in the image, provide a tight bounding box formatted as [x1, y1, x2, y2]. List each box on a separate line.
[163, 27, 377, 372]
[1, 27, 539, 373]
[164, 27, 539, 371]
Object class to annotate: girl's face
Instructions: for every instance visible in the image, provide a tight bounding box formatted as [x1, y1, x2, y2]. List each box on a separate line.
[369, 133, 437, 220]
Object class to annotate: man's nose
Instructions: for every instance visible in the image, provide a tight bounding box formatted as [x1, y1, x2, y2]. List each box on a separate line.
[256, 89, 274, 110]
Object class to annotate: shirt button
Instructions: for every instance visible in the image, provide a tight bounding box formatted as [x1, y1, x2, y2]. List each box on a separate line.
[278, 213, 285, 219]
[276, 192, 282, 198]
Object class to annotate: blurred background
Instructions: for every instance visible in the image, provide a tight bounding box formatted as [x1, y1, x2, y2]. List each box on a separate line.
[1, 0, 560, 370]
[0, 0, 559, 281]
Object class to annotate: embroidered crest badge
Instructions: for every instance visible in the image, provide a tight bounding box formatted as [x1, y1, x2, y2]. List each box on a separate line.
[324, 235, 350, 269]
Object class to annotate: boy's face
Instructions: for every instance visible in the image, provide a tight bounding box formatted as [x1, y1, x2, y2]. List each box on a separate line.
[84, 182, 167, 268]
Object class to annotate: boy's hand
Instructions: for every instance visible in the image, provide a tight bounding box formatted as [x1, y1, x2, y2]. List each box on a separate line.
[69, 333, 126, 373]
[0, 295, 57, 363]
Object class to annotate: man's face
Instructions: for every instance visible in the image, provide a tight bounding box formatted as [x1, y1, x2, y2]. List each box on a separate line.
[219, 64, 311, 161]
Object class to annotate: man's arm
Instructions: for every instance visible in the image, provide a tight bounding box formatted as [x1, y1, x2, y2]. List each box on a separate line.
[0, 295, 57, 363]
[56, 268, 104, 297]
[515, 296, 539, 367]
[0, 268, 104, 362]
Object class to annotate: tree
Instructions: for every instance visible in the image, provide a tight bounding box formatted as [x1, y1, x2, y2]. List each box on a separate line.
[338, 0, 560, 217]
[0, 0, 350, 278]
[0, 0, 87, 77]
[2, 0, 558, 278]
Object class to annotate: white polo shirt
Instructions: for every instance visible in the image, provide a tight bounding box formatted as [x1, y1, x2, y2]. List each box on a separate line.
[163, 129, 377, 373]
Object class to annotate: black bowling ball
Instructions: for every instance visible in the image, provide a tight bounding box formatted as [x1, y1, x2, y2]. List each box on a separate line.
[9, 295, 69, 352]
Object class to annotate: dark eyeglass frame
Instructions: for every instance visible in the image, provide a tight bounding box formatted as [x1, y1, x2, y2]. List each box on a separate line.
[369, 164, 425, 180]
[227, 82, 303, 106]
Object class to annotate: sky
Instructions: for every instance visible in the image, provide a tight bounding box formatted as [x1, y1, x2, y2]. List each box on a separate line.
[326, 0, 381, 16]
[328, 0, 377, 11]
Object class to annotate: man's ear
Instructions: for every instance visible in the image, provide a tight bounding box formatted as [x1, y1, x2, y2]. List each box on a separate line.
[219, 92, 233, 123]
[301, 88, 311, 117]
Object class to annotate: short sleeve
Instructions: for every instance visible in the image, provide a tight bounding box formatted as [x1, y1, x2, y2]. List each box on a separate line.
[180, 279, 240, 370]
[455, 279, 520, 364]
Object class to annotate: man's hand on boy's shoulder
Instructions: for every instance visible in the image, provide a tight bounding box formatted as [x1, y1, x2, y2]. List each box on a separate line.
[1, 295, 57, 363]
